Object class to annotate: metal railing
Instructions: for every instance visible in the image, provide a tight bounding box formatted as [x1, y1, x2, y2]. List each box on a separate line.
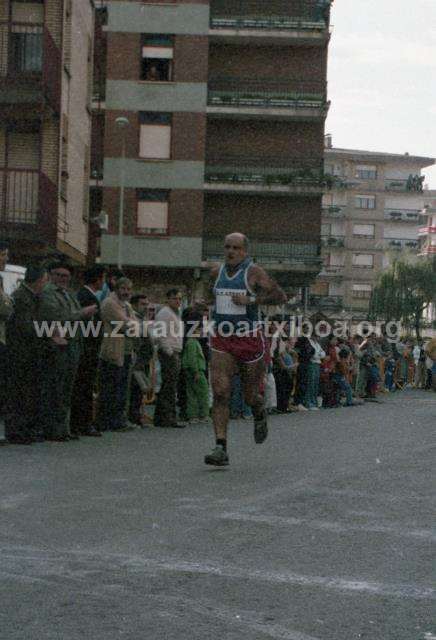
[384, 238, 419, 250]
[0, 169, 57, 242]
[309, 295, 343, 308]
[0, 22, 61, 113]
[203, 237, 321, 263]
[205, 156, 324, 187]
[321, 235, 345, 248]
[208, 78, 327, 110]
[384, 178, 424, 193]
[384, 208, 421, 222]
[210, 0, 330, 30]
[322, 205, 345, 217]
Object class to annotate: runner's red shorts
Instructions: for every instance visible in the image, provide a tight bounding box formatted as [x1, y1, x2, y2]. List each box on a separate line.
[210, 332, 265, 364]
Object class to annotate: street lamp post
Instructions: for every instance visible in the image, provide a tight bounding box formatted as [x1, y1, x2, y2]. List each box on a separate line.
[115, 117, 130, 270]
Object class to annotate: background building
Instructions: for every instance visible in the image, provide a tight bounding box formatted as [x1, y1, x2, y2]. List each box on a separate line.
[308, 136, 435, 319]
[0, 0, 94, 265]
[90, 0, 332, 299]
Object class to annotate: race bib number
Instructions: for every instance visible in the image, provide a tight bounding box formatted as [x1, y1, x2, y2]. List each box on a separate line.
[216, 289, 246, 315]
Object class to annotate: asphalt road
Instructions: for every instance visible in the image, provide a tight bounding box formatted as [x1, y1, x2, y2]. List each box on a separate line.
[0, 390, 435, 640]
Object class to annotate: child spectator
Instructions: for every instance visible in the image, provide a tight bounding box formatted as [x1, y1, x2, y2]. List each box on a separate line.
[332, 348, 356, 407]
[181, 312, 209, 423]
[384, 353, 396, 392]
[366, 357, 381, 400]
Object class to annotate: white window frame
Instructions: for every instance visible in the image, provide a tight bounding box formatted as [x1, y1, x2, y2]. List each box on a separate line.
[355, 195, 376, 209]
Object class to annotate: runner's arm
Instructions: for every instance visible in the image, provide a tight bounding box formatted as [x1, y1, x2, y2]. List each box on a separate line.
[233, 265, 287, 306]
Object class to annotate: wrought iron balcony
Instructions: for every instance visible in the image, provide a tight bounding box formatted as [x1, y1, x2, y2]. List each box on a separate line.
[203, 237, 321, 266]
[322, 205, 345, 218]
[0, 22, 61, 114]
[0, 169, 57, 243]
[321, 235, 345, 248]
[210, 0, 331, 31]
[208, 78, 327, 113]
[385, 177, 424, 193]
[309, 295, 343, 309]
[205, 156, 324, 190]
[383, 208, 421, 223]
[384, 238, 419, 251]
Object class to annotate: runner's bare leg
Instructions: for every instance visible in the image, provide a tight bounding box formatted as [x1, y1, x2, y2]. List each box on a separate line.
[240, 358, 266, 419]
[210, 350, 238, 440]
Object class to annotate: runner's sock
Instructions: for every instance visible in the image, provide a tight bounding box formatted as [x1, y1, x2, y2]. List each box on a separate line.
[216, 438, 227, 452]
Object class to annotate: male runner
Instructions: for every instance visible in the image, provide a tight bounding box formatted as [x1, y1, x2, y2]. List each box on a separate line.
[205, 233, 287, 466]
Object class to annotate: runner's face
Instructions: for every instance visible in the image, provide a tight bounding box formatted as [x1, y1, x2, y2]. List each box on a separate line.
[224, 238, 246, 267]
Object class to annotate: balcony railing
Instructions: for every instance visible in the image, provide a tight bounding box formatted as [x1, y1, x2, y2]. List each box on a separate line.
[205, 156, 324, 188]
[0, 22, 61, 113]
[210, 0, 330, 30]
[322, 205, 345, 218]
[384, 208, 421, 222]
[208, 78, 327, 111]
[309, 295, 343, 308]
[0, 169, 57, 243]
[384, 238, 419, 251]
[384, 177, 424, 193]
[321, 235, 345, 248]
[203, 237, 321, 264]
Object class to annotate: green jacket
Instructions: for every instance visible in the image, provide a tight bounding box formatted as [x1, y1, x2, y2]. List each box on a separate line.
[38, 282, 83, 343]
[182, 338, 206, 374]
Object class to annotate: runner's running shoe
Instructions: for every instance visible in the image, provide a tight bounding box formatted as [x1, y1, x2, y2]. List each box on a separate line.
[204, 445, 229, 466]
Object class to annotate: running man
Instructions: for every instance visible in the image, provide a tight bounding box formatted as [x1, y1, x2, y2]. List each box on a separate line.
[205, 233, 287, 466]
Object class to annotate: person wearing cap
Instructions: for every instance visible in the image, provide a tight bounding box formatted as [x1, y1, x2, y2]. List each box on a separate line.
[5, 264, 48, 444]
[38, 261, 97, 442]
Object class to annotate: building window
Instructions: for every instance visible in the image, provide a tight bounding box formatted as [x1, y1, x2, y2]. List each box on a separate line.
[141, 34, 173, 81]
[353, 224, 375, 238]
[352, 253, 374, 268]
[355, 165, 377, 180]
[355, 195, 376, 209]
[136, 190, 169, 236]
[352, 284, 372, 299]
[139, 113, 171, 160]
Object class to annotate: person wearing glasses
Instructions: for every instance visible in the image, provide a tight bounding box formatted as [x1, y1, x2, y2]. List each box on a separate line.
[205, 233, 287, 466]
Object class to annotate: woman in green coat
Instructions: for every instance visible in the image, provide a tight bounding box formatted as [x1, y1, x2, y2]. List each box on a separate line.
[181, 314, 210, 423]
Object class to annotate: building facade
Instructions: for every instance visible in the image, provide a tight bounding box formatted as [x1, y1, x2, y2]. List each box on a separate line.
[309, 138, 435, 319]
[90, 0, 332, 299]
[0, 0, 94, 265]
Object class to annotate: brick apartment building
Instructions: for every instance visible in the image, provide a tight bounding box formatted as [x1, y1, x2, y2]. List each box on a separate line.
[90, 0, 332, 299]
[308, 136, 435, 319]
[0, 0, 94, 266]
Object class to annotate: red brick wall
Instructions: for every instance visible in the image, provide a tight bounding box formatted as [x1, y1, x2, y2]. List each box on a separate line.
[174, 36, 209, 82]
[206, 120, 324, 160]
[204, 194, 321, 241]
[105, 110, 206, 161]
[106, 33, 141, 81]
[209, 44, 327, 83]
[103, 187, 204, 237]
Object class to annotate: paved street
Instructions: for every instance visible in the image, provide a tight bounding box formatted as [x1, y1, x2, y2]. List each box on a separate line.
[0, 390, 435, 640]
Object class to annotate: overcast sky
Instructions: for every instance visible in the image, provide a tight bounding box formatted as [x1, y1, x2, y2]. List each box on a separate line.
[326, 0, 436, 188]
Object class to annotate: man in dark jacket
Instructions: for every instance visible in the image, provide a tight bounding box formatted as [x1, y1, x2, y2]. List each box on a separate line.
[70, 266, 106, 437]
[5, 264, 48, 444]
[38, 261, 97, 442]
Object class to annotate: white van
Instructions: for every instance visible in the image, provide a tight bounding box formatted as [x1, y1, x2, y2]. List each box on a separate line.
[0, 264, 26, 295]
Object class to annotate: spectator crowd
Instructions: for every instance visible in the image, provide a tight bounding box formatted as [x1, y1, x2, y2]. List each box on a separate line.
[1, 241, 435, 446]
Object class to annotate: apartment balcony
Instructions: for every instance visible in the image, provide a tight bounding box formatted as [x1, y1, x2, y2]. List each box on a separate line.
[321, 235, 345, 249]
[384, 208, 421, 223]
[419, 245, 436, 256]
[0, 169, 58, 244]
[384, 178, 424, 193]
[321, 205, 346, 218]
[384, 238, 419, 251]
[207, 78, 328, 121]
[203, 236, 322, 278]
[319, 264, 344, 279]
[209, 0, 330, 45]
[205, 156, 324, 195]
[418, 226, 436, 236]
[309, 295, 343, 309]
[0, 22, 61, 116]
